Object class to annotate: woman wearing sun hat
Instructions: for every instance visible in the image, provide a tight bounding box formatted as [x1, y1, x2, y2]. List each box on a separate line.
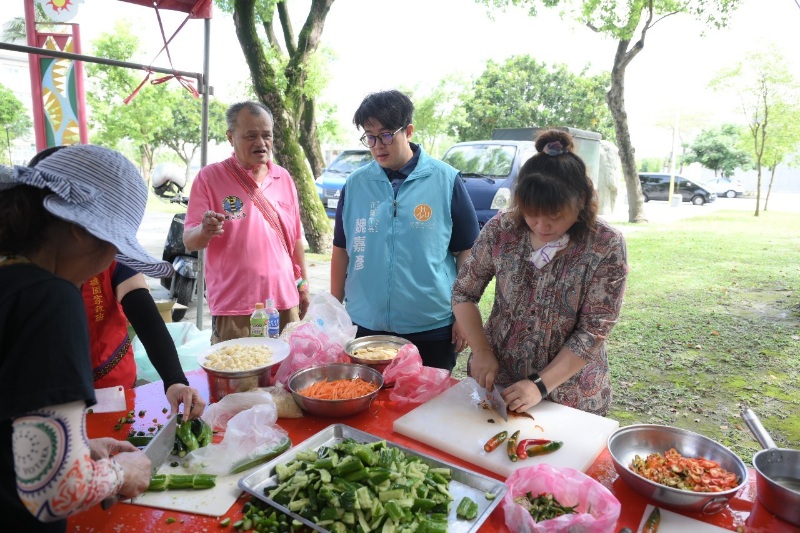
[0, 145, 171, 530]
[27, 146, 206, 423]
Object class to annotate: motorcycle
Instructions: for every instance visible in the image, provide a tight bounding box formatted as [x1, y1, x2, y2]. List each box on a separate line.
[152, 164, 198, 322]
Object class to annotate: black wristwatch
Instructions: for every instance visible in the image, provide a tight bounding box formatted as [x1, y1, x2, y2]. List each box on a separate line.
[528, 372, 548, 398]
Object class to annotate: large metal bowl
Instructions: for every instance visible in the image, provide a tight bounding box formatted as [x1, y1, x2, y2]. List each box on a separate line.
[344, 335, 411, 375]
[197, 337, 291, 402]
[288, 363, 383, 418]
[608, 424, 748, 514]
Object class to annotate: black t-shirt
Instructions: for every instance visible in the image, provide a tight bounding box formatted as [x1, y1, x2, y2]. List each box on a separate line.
[1, 263, 96, 532]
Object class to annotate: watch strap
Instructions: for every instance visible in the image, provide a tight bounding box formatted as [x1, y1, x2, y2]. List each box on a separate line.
[528, 372, 548, 398]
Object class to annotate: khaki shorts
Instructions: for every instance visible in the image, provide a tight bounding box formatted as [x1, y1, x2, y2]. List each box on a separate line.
[211, 306, 300, 345]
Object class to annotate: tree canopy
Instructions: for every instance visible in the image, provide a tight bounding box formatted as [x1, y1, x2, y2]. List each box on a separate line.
[457, 55, 614, 142]
[154, 91, 229, 182]
[218, 0, 335, 254]
[85, 22, 172, 182]
[477, 0, 743, 223]
[0, 83, 32, 164]
[710, 44, 800, 214]
[682, 124, 751, 177]
[402, 76, 469, 158]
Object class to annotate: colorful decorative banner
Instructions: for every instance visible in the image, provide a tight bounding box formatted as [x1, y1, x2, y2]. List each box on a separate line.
[35, 0, 84, 23]
[39, 35, 81, 146]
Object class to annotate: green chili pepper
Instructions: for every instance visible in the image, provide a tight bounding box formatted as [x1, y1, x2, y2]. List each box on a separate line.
[507, 430, 521, 462]
[643, 507, 661, 533]
[176, 420, 199, 452]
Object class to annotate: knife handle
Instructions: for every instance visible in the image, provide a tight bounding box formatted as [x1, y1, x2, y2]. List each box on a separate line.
[101, 496, 117, 510]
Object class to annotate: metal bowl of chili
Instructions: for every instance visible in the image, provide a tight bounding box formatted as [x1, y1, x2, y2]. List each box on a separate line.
[608, 424, 748, 514]
[288, 363, 383, 418]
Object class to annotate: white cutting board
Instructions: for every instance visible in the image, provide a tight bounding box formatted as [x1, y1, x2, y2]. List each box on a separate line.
[124, 462, 245, 517]
[393, 378, 618, 478]
[637, 505, 731, 533]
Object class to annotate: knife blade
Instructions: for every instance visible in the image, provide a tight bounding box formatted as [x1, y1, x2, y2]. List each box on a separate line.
[143, 414, 178, 474]
[101, 414, 177, 509]
[488, 385, 508, 422]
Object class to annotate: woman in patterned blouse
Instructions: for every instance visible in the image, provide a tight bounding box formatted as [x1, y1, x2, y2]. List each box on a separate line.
[452, 129, 628, 416]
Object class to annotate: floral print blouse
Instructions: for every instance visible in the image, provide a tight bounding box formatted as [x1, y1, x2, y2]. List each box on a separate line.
[452, 211, 628, 416]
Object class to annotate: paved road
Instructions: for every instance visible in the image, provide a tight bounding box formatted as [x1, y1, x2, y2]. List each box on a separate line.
[138, 191, 800, 330]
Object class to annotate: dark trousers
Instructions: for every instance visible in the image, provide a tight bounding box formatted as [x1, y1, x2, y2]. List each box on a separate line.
[355, 325, 456, 373]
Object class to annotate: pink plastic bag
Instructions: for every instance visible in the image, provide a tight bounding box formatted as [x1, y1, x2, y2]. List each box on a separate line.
[274, 322, 349, 385]
[383, 344, 451, 404]
[502, 464, 621, 533]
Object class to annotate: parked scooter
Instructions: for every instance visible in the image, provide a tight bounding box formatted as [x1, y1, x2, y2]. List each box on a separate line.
[152, 164, 198, 322]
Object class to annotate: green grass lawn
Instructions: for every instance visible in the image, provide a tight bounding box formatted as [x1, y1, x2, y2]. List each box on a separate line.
[451, 210, 799, 464]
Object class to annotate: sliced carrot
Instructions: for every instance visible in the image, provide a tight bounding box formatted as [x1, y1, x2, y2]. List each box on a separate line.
[298, 378, 379, 400]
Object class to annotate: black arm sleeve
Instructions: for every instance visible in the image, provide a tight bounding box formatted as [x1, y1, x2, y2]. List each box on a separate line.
[120, 288, 189, 392]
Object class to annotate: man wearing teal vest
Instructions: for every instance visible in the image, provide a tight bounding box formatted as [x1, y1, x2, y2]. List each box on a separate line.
[330, 90, 480, 371]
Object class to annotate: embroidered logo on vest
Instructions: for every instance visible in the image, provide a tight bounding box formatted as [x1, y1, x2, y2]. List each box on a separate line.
[222, 195, 246, 220]
[414, 204, 432, 222]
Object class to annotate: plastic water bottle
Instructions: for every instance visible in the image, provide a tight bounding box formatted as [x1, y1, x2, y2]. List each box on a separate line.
[266, 298, 280, 339]
[250, 302, 267, 337]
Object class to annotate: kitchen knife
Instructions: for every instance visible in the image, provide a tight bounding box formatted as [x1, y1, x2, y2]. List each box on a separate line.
[143, 414, 178, 474]
[488, 384, 508, 422]
[101, 415, 177, 509]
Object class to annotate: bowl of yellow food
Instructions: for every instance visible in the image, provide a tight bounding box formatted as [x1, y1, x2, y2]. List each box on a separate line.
[344, 335, 411, 375]
[607, 424, 747, 514]
[197, 337, 290, 401]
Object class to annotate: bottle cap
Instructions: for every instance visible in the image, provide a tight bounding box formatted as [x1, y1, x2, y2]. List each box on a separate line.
[254, 302, 264, 309]
[266, 298, 275, 308]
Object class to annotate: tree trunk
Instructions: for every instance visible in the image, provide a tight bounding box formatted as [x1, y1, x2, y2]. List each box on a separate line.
[607, 39, 647, 223]
[232, 0, 332, 254]
[764, 162, 777, 212]
[298, 100, 326, 178]
[139, 147, 152, 186]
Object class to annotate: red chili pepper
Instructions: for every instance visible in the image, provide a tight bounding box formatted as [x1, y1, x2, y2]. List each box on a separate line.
[516, 439, 551, 459]
[526, 440, 563, 457]
[483, 431, 508, 452]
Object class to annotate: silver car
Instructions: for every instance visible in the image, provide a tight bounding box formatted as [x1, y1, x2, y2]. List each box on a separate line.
[703, 177, 745, 198]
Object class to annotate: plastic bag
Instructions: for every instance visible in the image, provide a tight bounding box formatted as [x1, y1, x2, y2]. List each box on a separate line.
[183, 403, 290, 475]
[383, 344, 451, 404]
[274, 321, 350, 386]
[300, 292, 357, 348]
[502, 464, 621, 533]
[201, 389, 275, 431]
[134, 321, 210, 383]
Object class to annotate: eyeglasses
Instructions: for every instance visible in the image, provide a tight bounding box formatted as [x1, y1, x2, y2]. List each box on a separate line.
[360, 126, 405, 148]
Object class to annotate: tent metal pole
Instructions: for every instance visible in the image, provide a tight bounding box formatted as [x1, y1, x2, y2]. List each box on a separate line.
[196, 17, 211, 331]
[0, 41, 204, 84]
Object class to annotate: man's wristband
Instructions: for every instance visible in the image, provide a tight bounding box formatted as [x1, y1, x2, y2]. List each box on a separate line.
[528, 372, 548, 398]
[296, 278, 309, 292]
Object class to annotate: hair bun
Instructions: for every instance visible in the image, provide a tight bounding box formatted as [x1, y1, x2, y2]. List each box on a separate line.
[535, 129, 574, 155]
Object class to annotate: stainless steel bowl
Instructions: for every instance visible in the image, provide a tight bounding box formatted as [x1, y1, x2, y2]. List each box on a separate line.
[608, 424, 748, 514]
[198, 337, 291, 402]
[288, 363, 383, 417]
[344, 335, 411, 374]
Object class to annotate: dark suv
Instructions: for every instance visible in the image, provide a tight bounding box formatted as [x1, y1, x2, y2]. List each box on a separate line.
[639, 173, 716, 205]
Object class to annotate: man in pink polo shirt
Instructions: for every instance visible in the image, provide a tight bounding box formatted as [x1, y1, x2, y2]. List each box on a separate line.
[184, 101, 310, 344]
